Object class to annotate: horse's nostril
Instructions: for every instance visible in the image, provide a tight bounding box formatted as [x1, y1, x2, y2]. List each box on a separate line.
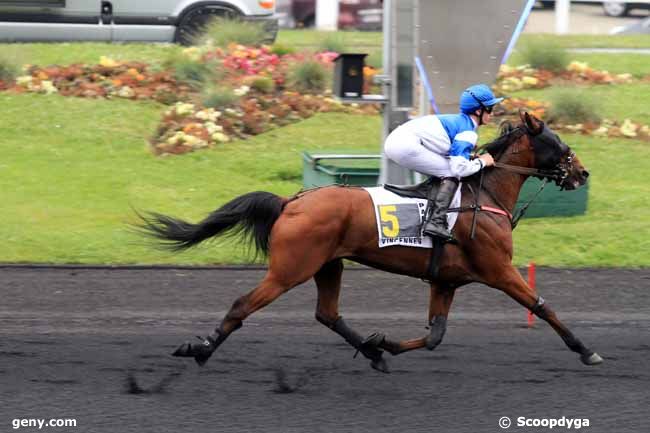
[582, 170, 590, 178]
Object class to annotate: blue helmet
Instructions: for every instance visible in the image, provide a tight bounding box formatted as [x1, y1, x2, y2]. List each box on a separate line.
[459, 84, 504, 114]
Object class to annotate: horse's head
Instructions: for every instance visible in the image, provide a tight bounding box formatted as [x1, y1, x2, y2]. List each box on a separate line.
[519, 111, 589, 190]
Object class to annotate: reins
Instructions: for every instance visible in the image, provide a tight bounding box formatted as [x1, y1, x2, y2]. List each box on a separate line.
[463, 123, 570, 232]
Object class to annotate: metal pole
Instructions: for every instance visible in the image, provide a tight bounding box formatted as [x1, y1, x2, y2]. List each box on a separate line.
[555, 0, 570, 34]
[316, 0, 339, 31]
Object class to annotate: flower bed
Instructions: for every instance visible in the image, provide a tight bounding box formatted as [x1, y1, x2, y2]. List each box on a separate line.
[496, 61, 635, 93]
[498, 97, 650, 142]
[8, 57, 193, 103]
[1, 46, 648, 154]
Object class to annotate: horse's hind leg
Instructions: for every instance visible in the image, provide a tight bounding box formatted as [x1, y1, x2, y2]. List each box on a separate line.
[313, 259, 389, 373]
[172, 271, 293, 365]
[174, 247, 328, 366]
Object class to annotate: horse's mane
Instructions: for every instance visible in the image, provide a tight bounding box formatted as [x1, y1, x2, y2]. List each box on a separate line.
[483, 120, 525, 157]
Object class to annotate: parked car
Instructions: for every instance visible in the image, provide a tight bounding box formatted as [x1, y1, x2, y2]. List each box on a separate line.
[0, 0, 278, 45]
[277, 0, 382, 30]
[537, 1, 602, 8]
[611, 15, 650, 32]
[602, 1, 650, 17]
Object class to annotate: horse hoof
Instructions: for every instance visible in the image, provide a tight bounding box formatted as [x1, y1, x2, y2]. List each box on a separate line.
[172, 341, 213, 366]
[172, 342, 193, 357]
[361, 332, 386, 348]
[370, 357, 390, 374]
[581, 352, 603, 366]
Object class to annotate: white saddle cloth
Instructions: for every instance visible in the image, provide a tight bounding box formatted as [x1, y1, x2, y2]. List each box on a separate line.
[364, 186, 461, 248]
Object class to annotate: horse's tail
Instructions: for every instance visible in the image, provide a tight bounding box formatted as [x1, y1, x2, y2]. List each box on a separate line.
[137, 191, 285, 256]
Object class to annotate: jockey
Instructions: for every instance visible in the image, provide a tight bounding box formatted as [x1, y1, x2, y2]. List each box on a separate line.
[384, 84, 503, 242]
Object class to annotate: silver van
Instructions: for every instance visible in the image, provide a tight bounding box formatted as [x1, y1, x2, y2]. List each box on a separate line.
[0, 0, 278, 44]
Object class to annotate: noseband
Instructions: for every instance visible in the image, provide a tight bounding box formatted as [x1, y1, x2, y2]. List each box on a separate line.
[491, 125, 573, 186]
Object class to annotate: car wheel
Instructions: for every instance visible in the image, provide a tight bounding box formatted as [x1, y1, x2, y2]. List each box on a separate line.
[176, 5, 239, 46]
[603, 2, 629, 17]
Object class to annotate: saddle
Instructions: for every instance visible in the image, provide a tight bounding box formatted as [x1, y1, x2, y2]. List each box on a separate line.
[383, 177, 440, 199]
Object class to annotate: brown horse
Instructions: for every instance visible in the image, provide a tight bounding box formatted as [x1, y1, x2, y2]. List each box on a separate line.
[138, 111, 601, 373]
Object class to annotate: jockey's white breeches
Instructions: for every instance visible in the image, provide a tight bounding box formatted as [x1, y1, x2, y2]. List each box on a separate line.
[384, 124, 457, 179]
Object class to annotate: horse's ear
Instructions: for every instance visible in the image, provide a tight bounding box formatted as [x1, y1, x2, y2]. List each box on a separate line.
[518, 109, 527, 124]
[523, 111, 543, 134]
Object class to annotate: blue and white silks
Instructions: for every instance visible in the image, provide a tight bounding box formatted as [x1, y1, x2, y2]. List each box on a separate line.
[384, 113, 484, 179]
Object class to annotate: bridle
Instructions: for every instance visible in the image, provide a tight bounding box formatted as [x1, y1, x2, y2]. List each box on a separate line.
[488, 124, 574, 187]
[468, 122, 577, 231]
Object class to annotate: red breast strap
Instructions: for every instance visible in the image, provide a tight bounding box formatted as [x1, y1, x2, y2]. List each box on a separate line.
[480, 205, 512, 220]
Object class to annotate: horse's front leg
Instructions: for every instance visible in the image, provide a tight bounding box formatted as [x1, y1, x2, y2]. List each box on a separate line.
[379, 283, 456, 356]
[490, 265, 603, 366]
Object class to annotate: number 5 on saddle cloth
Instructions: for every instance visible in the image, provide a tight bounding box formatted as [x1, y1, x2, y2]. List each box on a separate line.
[365, 178, 462, 249]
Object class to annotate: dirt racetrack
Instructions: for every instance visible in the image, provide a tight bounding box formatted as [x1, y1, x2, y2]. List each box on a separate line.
[1, 266, 649, 433]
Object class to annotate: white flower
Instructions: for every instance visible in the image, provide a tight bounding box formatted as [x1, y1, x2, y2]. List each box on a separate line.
[174, 102, 195, 116]
[16, 76, 33, 86]
[233, 85, 250, 96]
[40, 80, 58, 95]
[183, 134, 207, 148]
[620, 119, 638, 137]
[567, 61, 590, 74]
[212, 132, 230, 143]
[593, 126, 609, 136]
[204, 122, 223, 134]
[195, 108, 221, 122]
[224, 108, 243, 117]
[116, 86, 134, 98]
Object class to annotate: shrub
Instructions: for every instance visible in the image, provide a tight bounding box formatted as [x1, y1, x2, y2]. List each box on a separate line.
[318, 34, 346, 53]
[547, 91, 601, 124]
[199, 18, 266, 48]
[164, 52, 222, 88]
[201, 86, 239, 109]
[288, 61, 329, 93]
[270, 43, 296, 56]
[250, 76, 275, 94]
[0, 54, 19, 82]
[519, 41, 569, 72]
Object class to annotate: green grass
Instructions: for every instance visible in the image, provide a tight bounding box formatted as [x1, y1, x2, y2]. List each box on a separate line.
[569, 53, 650, 77]
[0, 42, 181, 67]
[2, 32, 649, 70]
[0, 93, 380, 264]
[511, 134, 650, 267]
[517, 34, 650, 49]
[277, 31, 650, 50]
[511, 83, 650, 125]
[507, 52, 650, 77]
[2, 36, 650, 266]
[1, 92, 649, 266]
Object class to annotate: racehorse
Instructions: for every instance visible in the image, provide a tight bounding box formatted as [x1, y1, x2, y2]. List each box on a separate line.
[137, 111, 601, 373]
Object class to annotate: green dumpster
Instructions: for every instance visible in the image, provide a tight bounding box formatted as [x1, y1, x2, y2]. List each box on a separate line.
[302, 152, 588, 218]
[302, 152, 381, 188]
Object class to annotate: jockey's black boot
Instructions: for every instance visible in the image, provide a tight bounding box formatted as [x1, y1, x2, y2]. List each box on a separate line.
[422, 177, 460, 242]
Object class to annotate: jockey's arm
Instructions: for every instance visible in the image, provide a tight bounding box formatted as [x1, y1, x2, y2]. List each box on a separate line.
[448, 131, 484, 178]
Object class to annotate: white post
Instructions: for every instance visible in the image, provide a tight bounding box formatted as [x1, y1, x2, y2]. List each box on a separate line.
[316, 0, 340, 31]
[555, 0, 570, 35]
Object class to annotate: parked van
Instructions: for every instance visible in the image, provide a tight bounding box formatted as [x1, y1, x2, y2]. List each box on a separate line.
[0, 0, 278, 45]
